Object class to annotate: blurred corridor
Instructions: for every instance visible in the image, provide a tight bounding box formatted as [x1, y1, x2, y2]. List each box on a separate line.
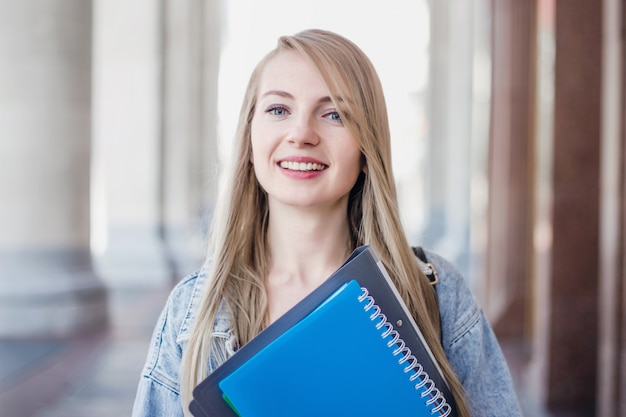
[1, 0, 625, 416]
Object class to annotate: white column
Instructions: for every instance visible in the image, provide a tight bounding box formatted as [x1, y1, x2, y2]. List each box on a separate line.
[92, 0, 171, 287]
[0, 0, 108, 337]
[425, 0, 478, 280]
[159, 0, 221, 277]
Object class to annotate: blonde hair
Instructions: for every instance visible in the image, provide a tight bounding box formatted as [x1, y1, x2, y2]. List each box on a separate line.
[181, 29, 471, 416]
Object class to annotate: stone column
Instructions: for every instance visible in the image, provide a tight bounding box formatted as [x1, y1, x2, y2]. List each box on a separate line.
[527, 0, 602, 413]
[159, 0, 221, 278]
[0, 1, 108, 337]
[486, 0, 535, 333]
[91, 0, 171, 287]
[597, 0, 626, 415]
[425, 0, 476, 280]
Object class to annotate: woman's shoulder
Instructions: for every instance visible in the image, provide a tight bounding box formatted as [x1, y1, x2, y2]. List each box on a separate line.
[418, 249, 481, 349]
[418, 249, 474, 304]
[164, 264, 211, 343]
[418, 249, 523, 414]
[146, 265, 207, 351]
[162, 262, 232, 340]
[137, 267, 207, 394]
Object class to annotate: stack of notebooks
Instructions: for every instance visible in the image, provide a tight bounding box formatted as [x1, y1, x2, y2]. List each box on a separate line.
[189, 245, 457, 417]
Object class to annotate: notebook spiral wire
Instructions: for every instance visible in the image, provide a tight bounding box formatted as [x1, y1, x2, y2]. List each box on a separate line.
[358, 287, 452, 417]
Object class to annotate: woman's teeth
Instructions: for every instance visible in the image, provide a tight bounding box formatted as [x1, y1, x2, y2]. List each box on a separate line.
[279, 161, 326, 171]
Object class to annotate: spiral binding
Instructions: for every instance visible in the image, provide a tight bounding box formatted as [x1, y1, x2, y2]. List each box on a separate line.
[358, 287, 452, 416]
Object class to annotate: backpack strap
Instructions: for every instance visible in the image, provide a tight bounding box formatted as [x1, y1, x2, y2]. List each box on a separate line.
[412, 246, 439, 285]
[412, 246, 443, 343]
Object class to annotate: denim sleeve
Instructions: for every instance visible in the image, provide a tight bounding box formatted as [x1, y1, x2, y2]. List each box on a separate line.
[131, 273, 202, 417]
[425, 251, 523, 417]
[132, 375, 183, 417]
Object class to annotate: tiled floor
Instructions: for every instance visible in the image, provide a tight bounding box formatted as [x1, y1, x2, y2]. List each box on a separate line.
[0, 286, 171, 417]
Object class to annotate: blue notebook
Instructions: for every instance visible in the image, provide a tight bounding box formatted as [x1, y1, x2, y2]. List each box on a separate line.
[190, 246, 457, 417]
[218, 280, 451, 417]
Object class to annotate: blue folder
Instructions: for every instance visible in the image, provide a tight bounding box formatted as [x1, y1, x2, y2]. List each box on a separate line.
[219, 279, 450, 416]
[190, 246, 457, 417]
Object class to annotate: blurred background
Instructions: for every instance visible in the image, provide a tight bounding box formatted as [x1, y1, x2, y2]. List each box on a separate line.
[0, 0, 623, 416]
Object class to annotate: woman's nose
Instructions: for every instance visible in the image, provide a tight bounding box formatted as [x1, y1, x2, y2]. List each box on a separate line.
[287, 116, 320, 146]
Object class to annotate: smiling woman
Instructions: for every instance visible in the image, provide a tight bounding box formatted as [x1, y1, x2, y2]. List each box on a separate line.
[131, 29, 522, 417]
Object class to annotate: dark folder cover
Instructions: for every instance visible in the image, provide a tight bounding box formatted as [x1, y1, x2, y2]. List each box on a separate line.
[189, 245, 457, 417]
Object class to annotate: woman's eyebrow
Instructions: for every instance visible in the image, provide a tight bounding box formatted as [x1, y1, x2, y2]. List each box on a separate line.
[260, 90, 334, 105]
[260, 90, 293, 99]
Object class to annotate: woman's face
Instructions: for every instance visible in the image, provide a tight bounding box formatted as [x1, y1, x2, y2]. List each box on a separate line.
[250, 51, 363, 213]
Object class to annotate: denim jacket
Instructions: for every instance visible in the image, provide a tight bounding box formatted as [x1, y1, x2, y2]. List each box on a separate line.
[132, 251, 522, 416]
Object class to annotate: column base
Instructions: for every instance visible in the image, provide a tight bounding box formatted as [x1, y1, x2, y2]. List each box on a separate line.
[0, 249, 108, 338]
[93, 226, 175, 288]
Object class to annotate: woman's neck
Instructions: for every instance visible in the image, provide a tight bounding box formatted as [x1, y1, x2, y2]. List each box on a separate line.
[264, 205, 352, 323]
[269, 208, 349, 272]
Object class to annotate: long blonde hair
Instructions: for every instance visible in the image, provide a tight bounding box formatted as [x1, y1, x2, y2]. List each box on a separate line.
[181, 29, 471, 416]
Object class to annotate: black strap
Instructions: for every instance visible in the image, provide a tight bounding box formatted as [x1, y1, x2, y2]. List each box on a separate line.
[412, 246, 443, 343]
[412, 246, 439, 285]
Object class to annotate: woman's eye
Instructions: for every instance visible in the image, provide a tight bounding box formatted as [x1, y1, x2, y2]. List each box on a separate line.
[267, 106, 288, 116]
[325, 111, 342, 122]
